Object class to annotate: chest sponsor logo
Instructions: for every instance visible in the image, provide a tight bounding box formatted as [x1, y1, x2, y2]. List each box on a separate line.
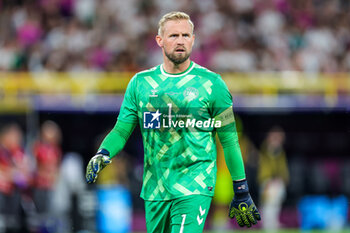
[143, 110, 161, 129]
[142, 109, 221, 129]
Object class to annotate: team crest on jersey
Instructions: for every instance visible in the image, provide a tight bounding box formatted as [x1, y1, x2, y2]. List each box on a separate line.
[149, 89, 158, 97]
[183, 87, 199, 101]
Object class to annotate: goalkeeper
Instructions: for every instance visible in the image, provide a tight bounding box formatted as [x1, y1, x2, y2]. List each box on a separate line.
[86, 11, 260, 232]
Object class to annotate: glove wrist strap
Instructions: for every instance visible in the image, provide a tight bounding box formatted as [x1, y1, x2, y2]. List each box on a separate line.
[96, 148, 110, 156]
[233, 179, 249, 200]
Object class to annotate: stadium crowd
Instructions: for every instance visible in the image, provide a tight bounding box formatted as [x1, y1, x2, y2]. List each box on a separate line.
[0, 121, 89, 233]
[0, 0, 350, 73]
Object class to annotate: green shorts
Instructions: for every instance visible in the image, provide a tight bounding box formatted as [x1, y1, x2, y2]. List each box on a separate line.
[144, 195, 212, 233]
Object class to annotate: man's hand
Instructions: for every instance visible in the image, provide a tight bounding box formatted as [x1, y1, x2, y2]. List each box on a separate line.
[229, 179, 261, 227]
[86, 149, 112, 184]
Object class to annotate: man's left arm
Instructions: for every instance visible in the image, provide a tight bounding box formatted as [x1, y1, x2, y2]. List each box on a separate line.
[211, 76, 261, 227]
[216, 117, 261, 227]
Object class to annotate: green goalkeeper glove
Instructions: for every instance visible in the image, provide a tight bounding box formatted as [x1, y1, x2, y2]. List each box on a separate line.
[86, 149, 111, 184]
[229, 179, 261, 227]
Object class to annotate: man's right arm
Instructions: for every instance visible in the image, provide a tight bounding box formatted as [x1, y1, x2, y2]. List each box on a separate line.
[99, 120, 136, 158]
[86, 75, 138, 184]
[85, 120, 136, 184]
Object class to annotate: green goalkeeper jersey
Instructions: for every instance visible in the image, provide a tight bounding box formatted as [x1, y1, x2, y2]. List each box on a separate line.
[118, 61, 233, 201]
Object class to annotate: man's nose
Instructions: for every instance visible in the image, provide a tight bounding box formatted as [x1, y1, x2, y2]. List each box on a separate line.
[176, 36, 185, 44]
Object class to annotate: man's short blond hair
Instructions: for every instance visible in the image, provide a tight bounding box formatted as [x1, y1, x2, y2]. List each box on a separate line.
[158, 11, 194, 36]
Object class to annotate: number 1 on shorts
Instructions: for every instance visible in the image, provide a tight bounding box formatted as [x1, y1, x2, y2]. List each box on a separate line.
[180, 214, 186, 233]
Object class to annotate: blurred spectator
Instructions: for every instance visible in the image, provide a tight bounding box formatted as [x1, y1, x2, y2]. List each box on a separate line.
[51, 152, 87, 233]
[16, 15, 42, 48]
[32, 120, 62, 230]
[0, 39, 18, 71]
[0, 123, 32, 233]
[258, 126, 289, 231]
[0, 0, 350, 72]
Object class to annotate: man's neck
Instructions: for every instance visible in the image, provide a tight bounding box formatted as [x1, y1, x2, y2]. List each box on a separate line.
[162, 59, 191, 74]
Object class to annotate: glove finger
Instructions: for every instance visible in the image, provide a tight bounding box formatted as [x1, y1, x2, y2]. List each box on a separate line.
[241, 214, 251, 228]
[93, 157, 101, 173]
[247, 211, 257, 225]
[253, 208, 261, 221]
[86, 173, 92, 183]
[103, 158, 112, 164]
[102, 158, 112, 169]
[87, 173, 96, 184]
[228, 205, 235, 218]
[92, 173, 98, 183]
[235, 213, 245, 227]
[86, 163, 95, 183]
[86, 172, 96, 184]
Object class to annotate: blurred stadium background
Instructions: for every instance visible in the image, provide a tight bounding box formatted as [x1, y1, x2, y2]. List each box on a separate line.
[0, 0, 350, 233]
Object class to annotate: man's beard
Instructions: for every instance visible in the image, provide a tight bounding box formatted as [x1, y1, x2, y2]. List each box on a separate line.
[165, 49, 191, 65]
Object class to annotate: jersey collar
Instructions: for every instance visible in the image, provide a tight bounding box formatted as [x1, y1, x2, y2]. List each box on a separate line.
[160, 61, 195, 77]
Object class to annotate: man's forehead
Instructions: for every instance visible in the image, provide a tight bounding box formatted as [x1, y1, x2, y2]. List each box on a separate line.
[163, 19, 192, 34]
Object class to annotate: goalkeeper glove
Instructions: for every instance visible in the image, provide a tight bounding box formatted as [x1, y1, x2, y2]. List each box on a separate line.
[86, 149, 112, 184]
[229, 179, 261, 227]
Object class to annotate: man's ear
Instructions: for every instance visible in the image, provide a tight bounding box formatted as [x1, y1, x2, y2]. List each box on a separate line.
[156, 35, 163, 47]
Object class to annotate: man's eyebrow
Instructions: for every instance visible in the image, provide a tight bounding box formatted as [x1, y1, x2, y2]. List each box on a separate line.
[169, 32, 190, 36]
[168, 33, 180, 37]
